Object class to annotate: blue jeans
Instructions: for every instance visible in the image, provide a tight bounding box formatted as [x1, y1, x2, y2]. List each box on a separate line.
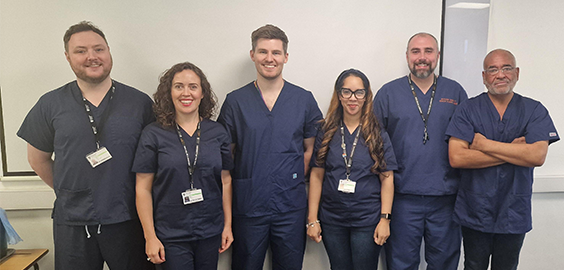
[461, 226, 525, 270]
[322, 223, 382, 270]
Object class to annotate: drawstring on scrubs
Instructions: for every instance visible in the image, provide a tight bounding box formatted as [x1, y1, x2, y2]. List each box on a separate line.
[85, 225, 91, 239]
[84, 224, 102, 239]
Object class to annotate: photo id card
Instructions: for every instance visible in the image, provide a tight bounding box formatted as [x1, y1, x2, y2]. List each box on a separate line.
[338, 179, 356, 193]
[85, 147, 112, 168]
[182, 189, 204, 205]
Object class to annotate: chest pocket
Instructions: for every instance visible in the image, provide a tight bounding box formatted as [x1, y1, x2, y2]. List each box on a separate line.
[106, 116, 143, 147]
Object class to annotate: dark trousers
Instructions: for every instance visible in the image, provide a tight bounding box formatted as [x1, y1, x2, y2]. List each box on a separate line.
[461, 226, 526, 270]
[322, 223, 382, 270]
[385, 194, 461, 270]
[160, 234, 221, 270]
[54, 219, 154, 270]
[231, 208, 306, 270]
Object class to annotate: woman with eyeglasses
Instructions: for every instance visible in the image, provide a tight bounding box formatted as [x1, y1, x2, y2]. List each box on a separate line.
[133, 62, 233, 270]
[307, 69, 397, 270]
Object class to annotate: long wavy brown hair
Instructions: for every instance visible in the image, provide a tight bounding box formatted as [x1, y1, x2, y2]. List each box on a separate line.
[153, 62, 217, 128]
[316, 69, 386, 174]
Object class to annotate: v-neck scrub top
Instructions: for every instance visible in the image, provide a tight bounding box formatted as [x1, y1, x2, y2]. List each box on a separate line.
[446, 92, 559, 234]
[218, 81, 323, 217]
[17, 81, 155, 226]
[373, 76, 468, 195]
[132, 120, 234, 242]
[311, 126, 398, 227]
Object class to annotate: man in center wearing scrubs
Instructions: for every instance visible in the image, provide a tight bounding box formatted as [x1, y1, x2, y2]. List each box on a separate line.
[218, 24, 323, 270]
[373, 32, 468, 269]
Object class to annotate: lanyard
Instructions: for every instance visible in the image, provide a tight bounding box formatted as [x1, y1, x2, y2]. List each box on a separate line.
[176, 121, 201, 190]
[340, 122, 361, 180]
[80, 83, 115, 150]
[407, 75, 437, 144]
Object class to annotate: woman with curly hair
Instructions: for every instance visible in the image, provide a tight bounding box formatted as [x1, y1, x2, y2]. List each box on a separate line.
[307, 69, 397, 269]
[133, 62, 233, 270]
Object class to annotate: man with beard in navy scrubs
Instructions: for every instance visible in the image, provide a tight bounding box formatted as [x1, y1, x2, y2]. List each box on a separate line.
[373, 32, 467, 270]
[17, 21, 154, 270]
[447, 49, 559, 270]
[218, 24, 322, 270]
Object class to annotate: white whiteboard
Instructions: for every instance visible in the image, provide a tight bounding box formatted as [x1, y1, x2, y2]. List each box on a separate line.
[0, 0, 444, 173]
[487, 0, 564, 177]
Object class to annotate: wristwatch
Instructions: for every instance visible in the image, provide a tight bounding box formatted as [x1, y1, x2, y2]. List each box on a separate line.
[381, 213, 392, 220]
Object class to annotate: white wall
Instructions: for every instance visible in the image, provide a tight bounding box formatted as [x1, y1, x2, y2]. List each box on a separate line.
[2, 0, 564, 269]
[0, 1, 440, 269]
[0, 0, 442, 173]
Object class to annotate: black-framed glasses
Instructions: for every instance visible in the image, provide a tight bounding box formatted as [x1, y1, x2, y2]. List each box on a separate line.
[339, 88, 366, 99]
[485, 66, 517, 75]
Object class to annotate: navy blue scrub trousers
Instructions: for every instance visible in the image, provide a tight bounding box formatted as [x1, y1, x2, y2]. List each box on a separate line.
[54, 219, 154, 270]
[231, 208, 306, 270]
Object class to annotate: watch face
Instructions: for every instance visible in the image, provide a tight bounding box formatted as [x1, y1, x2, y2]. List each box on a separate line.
[381, 213, 392, 220]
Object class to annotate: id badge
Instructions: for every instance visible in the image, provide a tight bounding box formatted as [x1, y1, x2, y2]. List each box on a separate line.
[338, 179, 356, 193]
[182, 189, 204, 205]
[85, 147, 112, 168]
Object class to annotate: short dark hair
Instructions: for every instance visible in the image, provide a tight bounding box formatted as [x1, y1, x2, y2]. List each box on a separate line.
[251, 24, 289, 53]
[153, 62, 217, 128]
[63, 21, 107, 52]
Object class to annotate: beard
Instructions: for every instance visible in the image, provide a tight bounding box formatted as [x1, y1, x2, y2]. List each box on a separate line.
[410, 61, 435, 79]
[70, 56, 113, 84]
[485, 83, 513, 95]
[75, 67, 111, 84]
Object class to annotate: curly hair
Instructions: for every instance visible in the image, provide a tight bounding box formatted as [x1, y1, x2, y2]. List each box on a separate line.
[316, 69, 387, 174]
[153, 62, 217, 127]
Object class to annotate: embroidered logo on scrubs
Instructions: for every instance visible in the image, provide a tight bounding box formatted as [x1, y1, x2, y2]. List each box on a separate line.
[439, 98, 458, 105]
[293, 173, 297, 179]
[549, 132, 557, 137]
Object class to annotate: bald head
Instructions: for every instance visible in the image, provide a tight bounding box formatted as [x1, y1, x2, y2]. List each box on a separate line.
[407, 32, 439, 52]
[483, 49, 516, 70]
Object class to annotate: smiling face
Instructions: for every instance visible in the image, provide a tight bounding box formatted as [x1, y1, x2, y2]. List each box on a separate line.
[65, 31, 112, 84]
[482, 50, 520, 96]
[406, 34, 439, 79]
[339, 75, 366, 118]
[171, 69, 203, 118]
[250, 38, 288, 80]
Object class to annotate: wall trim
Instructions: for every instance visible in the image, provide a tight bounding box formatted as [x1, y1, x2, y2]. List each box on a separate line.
[2, 175, 562, 210]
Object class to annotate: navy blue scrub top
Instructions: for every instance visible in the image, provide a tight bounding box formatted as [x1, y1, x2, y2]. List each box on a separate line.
[311, 125, 398, 227]
[17, 81, 155, 225]
[446, 92, 559, 234]
[218, 81, 323, 217]
[373, 76, 467, 196]
[132, 119, 234, 242]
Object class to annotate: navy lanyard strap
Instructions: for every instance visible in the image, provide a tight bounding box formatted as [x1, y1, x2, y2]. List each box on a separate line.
[407, 75, 437, 144]
[176, 121, 201, 190]
[340, 122, 361, 180]
[80, 82, 115, 150]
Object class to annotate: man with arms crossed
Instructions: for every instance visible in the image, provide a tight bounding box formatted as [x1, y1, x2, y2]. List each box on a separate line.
[18, 21, 154, 270]
[373, 32, 467, 269]
[218, 24, 322, 270]
[446, 49, 559, 270]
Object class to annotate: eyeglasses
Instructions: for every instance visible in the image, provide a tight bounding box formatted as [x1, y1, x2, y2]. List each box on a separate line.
[339, 88, 366, 99]
[485, 66, 516, 75]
